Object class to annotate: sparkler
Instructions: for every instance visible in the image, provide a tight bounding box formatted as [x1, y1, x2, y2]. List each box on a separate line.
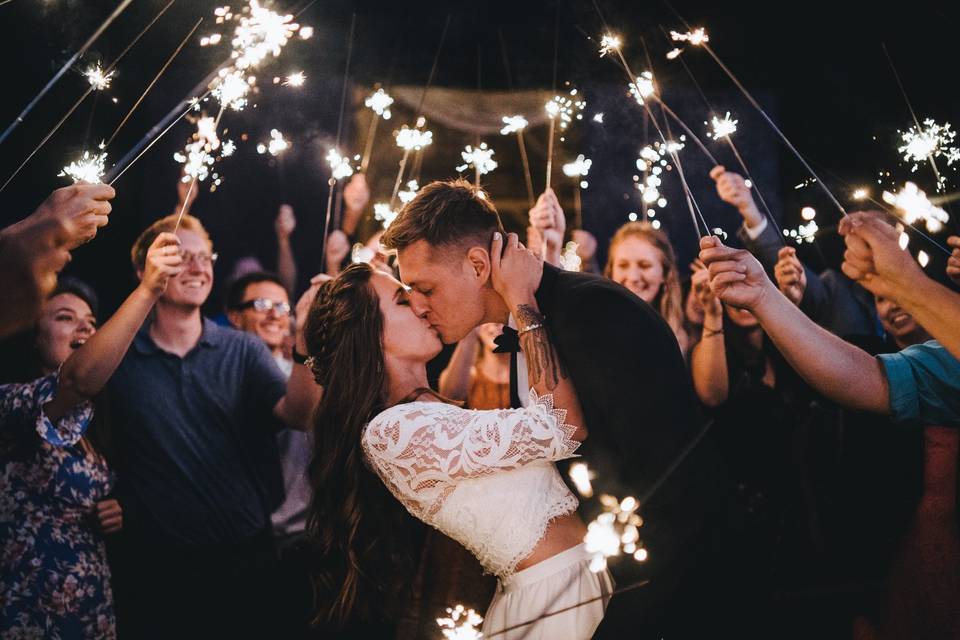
[213, 69, 253, 111]
[628, 72, 656, 105]
[568, 461, 594, 497]
[326, 148, 354, 180]
[360, 87, 394, 174]
[706, 112, 738, 140]
[174, 142, 215, 182]
[852, 188, 869, 200]
[436, 604, 483, 640]
[670, 27, 709, 45]
[599, 34, 622, 57]
[898, 119, 960, 190]
[0, 0, 133, 146]
[83, 63, 114, 91]
[585, 494, 646, 573]
[562, 154, 592, 178]
[882, 181, 950, 234]
[374, 203, 398, 230]
[457, 142, 497, 186]
[592, 112, 604, 123]
[500, 115, 527, 135]
[284, 71, 306, 87]
[230, 0, 301, 70]
[545, 89, 586, 188]
[59, 149, 108, 183]
[351, 243, 375, 265]
[257, 129, 289, 156]
[563, 154, 592, 227]
[221, 139, 236, 156]
[390, 125, 433, 206]
[501, 115, 535, 207]
[398, 179, 420, 204]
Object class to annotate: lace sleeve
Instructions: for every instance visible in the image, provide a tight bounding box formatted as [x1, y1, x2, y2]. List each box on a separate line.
[362, 390, 579, 515]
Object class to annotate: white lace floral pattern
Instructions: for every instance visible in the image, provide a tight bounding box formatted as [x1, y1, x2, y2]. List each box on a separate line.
[362, 390, 580, 577]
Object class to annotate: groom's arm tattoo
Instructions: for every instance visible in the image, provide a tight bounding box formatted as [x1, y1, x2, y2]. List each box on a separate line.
[515, 304, 568, 390]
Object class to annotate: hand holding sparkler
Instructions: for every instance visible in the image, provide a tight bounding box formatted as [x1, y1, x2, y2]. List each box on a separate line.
[839, 213, 925, 300]
[947, 236, 960, 286]
[275, 204, 296, 240]
[139, 232, 184, 297]
[27, 183, 116, 250]
[690, 260, 723, 320]
[773, 247, 807, 307]
[710, 165, 763, 229]
[699, 236, 776, 312]
[528, 189, 565, 265]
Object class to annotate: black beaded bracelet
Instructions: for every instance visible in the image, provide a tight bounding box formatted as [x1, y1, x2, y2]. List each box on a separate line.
[292, 349, 309, 365]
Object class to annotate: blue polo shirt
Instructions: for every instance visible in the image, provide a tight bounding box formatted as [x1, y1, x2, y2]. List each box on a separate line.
[107, 318, 289, 547]
[877, 340, 960, 428]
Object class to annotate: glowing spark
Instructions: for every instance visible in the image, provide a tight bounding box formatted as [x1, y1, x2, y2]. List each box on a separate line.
[200, 33, 223, 46]
[801, 206, 816, 221]
[500, 115, 528, 135]
[213, 70, 252, 111]
[326, 148, 354, 180]
[256, 129, 289, 156]
[221, 139, 236, 157]
[351, 242, 375, 265]
[83, 63, 114, 91]
[436, 604, 483, 640]
[599, 34, 622, 57]
[563, 154, 592, 177]
[585, 494, 645, 573]
[899, 231, 910, 250]
[707, 112, 738, 140]
[666, 48, 682, 60]
[174, 141, 215, 182]
[852, 188, 869, 200]
[299, 26, 313, 40]
[882, 181, 950, 233]
[230, 0, 301, 71]
[398, 179, 420, 204]
[629, 71, 655, 105]
[593, 112, 604, 123]
[374, 202, 398, 230]
[634, 140, 682, 211]
[284, 71, 305, 87]
[365, 88, 394, 120]
[568, 461, 594, 497]
[712, 227, 729, 240]
[395, 126, 433, 151]
[59, 150, 107, 183]
[196, 116, 220, 149]
[898, 119, 960, 179]
[456, 142, 497, 175]
[670, 27, 709, 45]
[784, 219, 820, 244]
[545, 89, 586, 131]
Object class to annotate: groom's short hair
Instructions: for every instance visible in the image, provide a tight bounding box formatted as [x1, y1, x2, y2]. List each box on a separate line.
[380, 179, 505, 254]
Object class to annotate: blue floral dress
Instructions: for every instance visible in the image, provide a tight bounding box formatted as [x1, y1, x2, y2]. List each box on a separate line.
[1, 374, 116, 639]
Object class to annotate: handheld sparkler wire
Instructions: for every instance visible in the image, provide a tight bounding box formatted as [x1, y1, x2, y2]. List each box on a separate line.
[0, 0, 176, 192]
[0, 0, 134, 146]
[662, 0, 847, 218]
[104, 16, 203, 148]
[655, 26, 785, 241]
[498, 28, 536, 208]
[320, 13, 356, 270]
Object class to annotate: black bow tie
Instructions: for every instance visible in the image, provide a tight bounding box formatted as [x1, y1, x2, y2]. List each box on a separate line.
[493, 326, 520, 353]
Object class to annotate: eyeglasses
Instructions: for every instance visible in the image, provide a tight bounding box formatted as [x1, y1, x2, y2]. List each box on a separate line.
[180, 250, 218, 266]
[235, 297, 291, 315]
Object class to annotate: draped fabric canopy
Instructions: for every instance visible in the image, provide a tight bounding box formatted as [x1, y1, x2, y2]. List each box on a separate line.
[390, 86, 555, 135]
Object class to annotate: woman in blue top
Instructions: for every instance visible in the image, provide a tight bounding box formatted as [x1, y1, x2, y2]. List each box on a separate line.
[1, 233, 182, 638]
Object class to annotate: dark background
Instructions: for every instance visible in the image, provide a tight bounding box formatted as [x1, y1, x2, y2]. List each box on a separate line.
[1, 0, 957, 315]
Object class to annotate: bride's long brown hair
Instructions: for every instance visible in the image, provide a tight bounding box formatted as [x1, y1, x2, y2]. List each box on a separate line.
[302, 263, 421, 628]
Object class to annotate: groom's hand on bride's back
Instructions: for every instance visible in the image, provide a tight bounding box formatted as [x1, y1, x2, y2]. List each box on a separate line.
[698, 235, 777, 311]
[490, 231, 542, 307]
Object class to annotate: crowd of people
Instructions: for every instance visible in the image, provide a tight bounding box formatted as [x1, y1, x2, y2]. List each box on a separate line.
[1, 161, 959, 639]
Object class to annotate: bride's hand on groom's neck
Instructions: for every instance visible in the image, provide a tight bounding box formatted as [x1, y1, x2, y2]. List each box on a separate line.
[489, 231, 543, 311]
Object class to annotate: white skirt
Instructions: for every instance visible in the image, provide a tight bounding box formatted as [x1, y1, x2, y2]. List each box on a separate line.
[482, 544, 614, 640]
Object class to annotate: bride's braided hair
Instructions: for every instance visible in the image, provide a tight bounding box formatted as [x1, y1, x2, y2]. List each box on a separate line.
[302, 263, 419, 628]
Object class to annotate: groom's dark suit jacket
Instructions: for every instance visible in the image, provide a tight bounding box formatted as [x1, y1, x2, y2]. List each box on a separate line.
[527, 264, 728, 638]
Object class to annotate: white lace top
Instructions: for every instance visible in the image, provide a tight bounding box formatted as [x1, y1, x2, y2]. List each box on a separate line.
[362, 390, 580, 578]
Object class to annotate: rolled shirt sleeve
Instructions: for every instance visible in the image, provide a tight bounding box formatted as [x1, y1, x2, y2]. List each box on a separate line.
[877, 340, 960, 427]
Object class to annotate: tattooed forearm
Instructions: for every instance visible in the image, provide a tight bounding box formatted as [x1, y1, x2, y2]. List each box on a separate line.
[516, 304, 568, 390]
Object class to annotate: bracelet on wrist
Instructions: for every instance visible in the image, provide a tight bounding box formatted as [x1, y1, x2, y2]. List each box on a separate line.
[292, 349, 309, 365]
[702, 326, 724, 338]
[517, 323, 544, 337]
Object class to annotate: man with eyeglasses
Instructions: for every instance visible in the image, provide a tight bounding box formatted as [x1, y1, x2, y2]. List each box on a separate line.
[105, 213, 322, 638]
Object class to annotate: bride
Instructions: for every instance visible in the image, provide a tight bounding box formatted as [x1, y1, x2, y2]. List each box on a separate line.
[303, 232, 612, 639]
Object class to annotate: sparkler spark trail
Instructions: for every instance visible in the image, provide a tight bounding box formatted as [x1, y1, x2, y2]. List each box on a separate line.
[898, 119, 960, 189]
[500, 115, 528, 135]
[456, 142, 497, 183]
[83, 63, 114, 90]
[257, 129, 289, 156]
[883, 181, 950, 233]
[707, 112, 738, 140]
[59, 150, 108, 183]
[437, 604, 483, 640]
[599, 34, 622, 57]
[545, 89, 586, 188]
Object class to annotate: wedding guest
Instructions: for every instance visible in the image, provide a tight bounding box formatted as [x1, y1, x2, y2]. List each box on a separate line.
[1, 234, 181, 638]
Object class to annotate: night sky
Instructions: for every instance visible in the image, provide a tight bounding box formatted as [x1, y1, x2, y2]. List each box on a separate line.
[1, 0, 957, 315]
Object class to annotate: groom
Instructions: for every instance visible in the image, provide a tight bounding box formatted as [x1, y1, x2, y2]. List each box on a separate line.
[381, 179, 729, 638]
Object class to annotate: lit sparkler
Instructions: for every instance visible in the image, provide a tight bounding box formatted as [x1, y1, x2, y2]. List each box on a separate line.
[398, 179, 420, 204]
[852, 188, 869, 200]
[213, 69, 252, 111]
[585, 494, 646, 573]
[174, 142, 214, 182]
[882, 181, 950, 233]
[436, 604, 483, 640]
[220, 139, 236, 157]
[898, 119, 960, 186]
[599, 34, 622, 58]
[500, 115, 528, 135]
[326, 148, 354, 180]
[395, 126, 433, 151]
[83, 63, 114, 91]
[230, 0, 301, 70]
[670, 27, 709, 45]
[628, 72, 655, 105]
[284, 71, 305, 87]
[374, 202, 398, 230]
[568, 461, 594, 497]
[256, 129, 289, 156]
[351, 242, 375, 265]
[707, 112, 738, 140]
[456, 142, 497, 176]
[666, 48, 682, 60]
[593, 112, 604, 123]
[563, 154, 592, 178]
[545, 89, 586, 131]
[59, 150, 108, 183]
[365, 88, 394, 120]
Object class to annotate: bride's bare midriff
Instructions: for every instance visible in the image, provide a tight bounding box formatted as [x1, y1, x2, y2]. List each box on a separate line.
[514, 512, 587, 571]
